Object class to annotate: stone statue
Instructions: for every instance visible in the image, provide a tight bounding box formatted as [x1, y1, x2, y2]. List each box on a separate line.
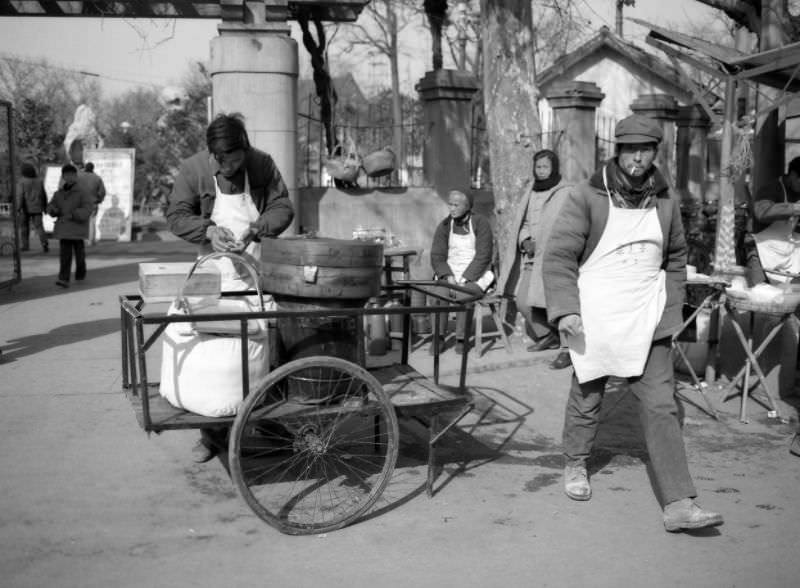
[64, 104, 103, 166]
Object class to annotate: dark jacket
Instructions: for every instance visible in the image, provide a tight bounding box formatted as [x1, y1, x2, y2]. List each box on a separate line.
[542, 166, 687, 341]
[46, 184, 94, 240]
[430, 212, 494, 282]
[166, 147, 294, 243]
[752, 176, 800, 233]
[79, 171, 107, 206]
[17, 176, 47, 214]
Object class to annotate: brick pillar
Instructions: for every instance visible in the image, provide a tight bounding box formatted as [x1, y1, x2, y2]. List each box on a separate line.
[416, 70, 479, 195]
[631, 94, 679, 186]
[544, 81, 605, 183]
[675, 104, 711, 204]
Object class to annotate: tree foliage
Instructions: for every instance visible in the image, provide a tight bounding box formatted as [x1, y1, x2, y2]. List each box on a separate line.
[0, 56, 101, 169]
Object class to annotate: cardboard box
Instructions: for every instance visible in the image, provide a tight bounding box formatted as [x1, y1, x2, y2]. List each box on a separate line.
[138, 262, 221, 302]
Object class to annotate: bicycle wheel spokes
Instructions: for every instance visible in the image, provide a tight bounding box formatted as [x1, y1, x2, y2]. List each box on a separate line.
[230, 356, 398, 535]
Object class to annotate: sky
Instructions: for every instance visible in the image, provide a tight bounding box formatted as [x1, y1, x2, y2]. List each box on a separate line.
[0, 0, 718, 99]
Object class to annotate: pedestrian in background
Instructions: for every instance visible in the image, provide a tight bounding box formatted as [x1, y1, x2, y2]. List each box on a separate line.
[81, 161, 106, 245]
[497, 149, 572, 369]
[16, 162, 49, 253]
[543, 114, 724, 532]
[47, 164, 94, 288]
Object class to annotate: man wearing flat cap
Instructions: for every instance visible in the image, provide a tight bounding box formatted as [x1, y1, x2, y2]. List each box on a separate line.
[542, 114, 724, 532]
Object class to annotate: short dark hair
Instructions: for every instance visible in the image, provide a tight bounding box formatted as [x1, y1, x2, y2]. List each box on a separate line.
[61, 164, 78, 175]
[84, 162, 94, 172]
[788, 156, 800, 176]
[206, 113, 250, 154]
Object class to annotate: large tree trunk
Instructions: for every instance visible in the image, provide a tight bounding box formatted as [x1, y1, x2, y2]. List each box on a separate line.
[481, 0, 540, 272]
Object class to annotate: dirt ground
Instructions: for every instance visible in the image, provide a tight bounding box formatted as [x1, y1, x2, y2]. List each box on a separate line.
[1, 242, 799, 588]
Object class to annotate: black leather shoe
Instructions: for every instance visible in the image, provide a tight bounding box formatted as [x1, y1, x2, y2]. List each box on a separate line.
[549, 349, 572, 370]
[526, 333, 559, 352]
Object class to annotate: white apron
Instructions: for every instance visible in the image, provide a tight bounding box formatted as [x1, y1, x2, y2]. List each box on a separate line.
[201, 173, 262, 291]
[448, 217, 494, 291]
[753, 178, 800, 283]
[567, 169, 667, 383]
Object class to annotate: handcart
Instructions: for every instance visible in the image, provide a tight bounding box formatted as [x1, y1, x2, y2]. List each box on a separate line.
[119, 252, 480, 535]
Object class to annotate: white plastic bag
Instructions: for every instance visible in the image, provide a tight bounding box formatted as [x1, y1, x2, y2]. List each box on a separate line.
[159, 295, 274, 417]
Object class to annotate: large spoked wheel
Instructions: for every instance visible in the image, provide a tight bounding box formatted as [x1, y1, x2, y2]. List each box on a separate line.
[229, 356, 399, 535]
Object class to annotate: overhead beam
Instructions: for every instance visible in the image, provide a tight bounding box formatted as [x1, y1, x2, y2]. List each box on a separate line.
[0, 1, 368, 21]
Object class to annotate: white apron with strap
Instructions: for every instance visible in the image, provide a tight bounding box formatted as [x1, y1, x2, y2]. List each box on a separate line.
[201, 172, 262, 290]
[567, 168, 667, 383]
[448, 217, 494, 291]
[753, 178, 800, 283]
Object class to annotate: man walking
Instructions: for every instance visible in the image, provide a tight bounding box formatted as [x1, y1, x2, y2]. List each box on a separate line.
[47, 164, 94, 288]
[543, 114, 724, 532]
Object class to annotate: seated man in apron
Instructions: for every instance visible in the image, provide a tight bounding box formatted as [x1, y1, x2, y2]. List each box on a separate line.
[747, 156, 800, 284]
[430, 189, 494, 353]
[166, 113, 294, 462]
[543, 115, 724, 532]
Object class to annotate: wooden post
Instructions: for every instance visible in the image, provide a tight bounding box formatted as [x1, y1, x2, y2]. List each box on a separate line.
[713, 76, 738, 274]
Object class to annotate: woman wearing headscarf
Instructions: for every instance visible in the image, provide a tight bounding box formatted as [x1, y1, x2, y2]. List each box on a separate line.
[497, 149, 572, 369]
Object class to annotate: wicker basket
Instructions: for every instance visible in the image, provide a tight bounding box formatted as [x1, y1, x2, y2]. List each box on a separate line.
[362, 146, 395, 178]
[725, 290, 800, 315]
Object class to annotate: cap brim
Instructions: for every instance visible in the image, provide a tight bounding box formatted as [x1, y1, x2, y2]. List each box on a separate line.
[615, 134, 660, 144]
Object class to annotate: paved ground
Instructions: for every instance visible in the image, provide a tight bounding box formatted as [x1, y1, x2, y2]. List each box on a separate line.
[1, 239, 799, 588]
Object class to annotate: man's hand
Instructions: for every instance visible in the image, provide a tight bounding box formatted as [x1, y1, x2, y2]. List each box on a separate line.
[558, 314, 583, 337]
[206, 225, 237, 252]
[521, 238, 535, 257]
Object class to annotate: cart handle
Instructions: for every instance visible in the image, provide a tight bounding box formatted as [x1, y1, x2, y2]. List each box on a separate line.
[394, 279, 484, 302]
[175, 251, 266, 313]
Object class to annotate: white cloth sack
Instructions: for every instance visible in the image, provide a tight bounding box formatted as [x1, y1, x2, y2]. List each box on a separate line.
[159, 295, 273, 417]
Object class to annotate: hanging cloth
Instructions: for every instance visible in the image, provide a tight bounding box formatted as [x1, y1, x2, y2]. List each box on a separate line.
[567, 166, 667, 383]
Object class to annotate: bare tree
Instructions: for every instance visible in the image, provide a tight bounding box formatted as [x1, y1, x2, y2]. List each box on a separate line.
[481, 0, 540, 268]
[340, 0, 418, 183]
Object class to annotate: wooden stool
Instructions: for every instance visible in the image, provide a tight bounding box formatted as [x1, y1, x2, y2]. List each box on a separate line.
[472, 292, 514, 358]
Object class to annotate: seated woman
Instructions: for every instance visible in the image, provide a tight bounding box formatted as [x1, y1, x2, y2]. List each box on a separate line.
[430, 189, 494, 352]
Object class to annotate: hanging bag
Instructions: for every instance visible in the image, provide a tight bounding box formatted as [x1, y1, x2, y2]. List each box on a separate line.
[325, 137, 361, 183]
[362, 146, 395, 178]
[159, 252, 274, 417]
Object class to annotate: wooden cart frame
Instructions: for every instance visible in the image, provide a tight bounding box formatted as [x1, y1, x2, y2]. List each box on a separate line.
[119, 261, 480, 535]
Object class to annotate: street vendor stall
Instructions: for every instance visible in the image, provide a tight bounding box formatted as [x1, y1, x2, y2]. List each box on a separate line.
[120, 241, 480, 535]
[635, 20, 800, 420]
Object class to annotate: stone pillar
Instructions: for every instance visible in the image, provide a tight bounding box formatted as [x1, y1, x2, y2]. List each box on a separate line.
[209, 21, 299, 232]
[675, 104, 711, 204]
[543, 81, 605, 183]
[631, 94, 679, 186]
[416, 70, 478, 195]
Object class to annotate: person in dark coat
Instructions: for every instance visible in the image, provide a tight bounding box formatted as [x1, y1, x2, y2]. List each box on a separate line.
[166, 113, 294, 463]
[81, 162, 106, 245]
[16, 162, 49, 253]
[543, 114, 723, 532]
[429, 189, 494, 353]
[47, 164, 94, 287]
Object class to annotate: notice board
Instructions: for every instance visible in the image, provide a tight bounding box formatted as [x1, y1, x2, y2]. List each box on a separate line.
[85, 148, 136, 242]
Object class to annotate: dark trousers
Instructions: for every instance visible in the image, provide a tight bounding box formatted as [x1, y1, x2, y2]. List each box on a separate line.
[58, 239, 86, 282]
[562, 338, 697, 505]
[20, 213, 47, 251]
